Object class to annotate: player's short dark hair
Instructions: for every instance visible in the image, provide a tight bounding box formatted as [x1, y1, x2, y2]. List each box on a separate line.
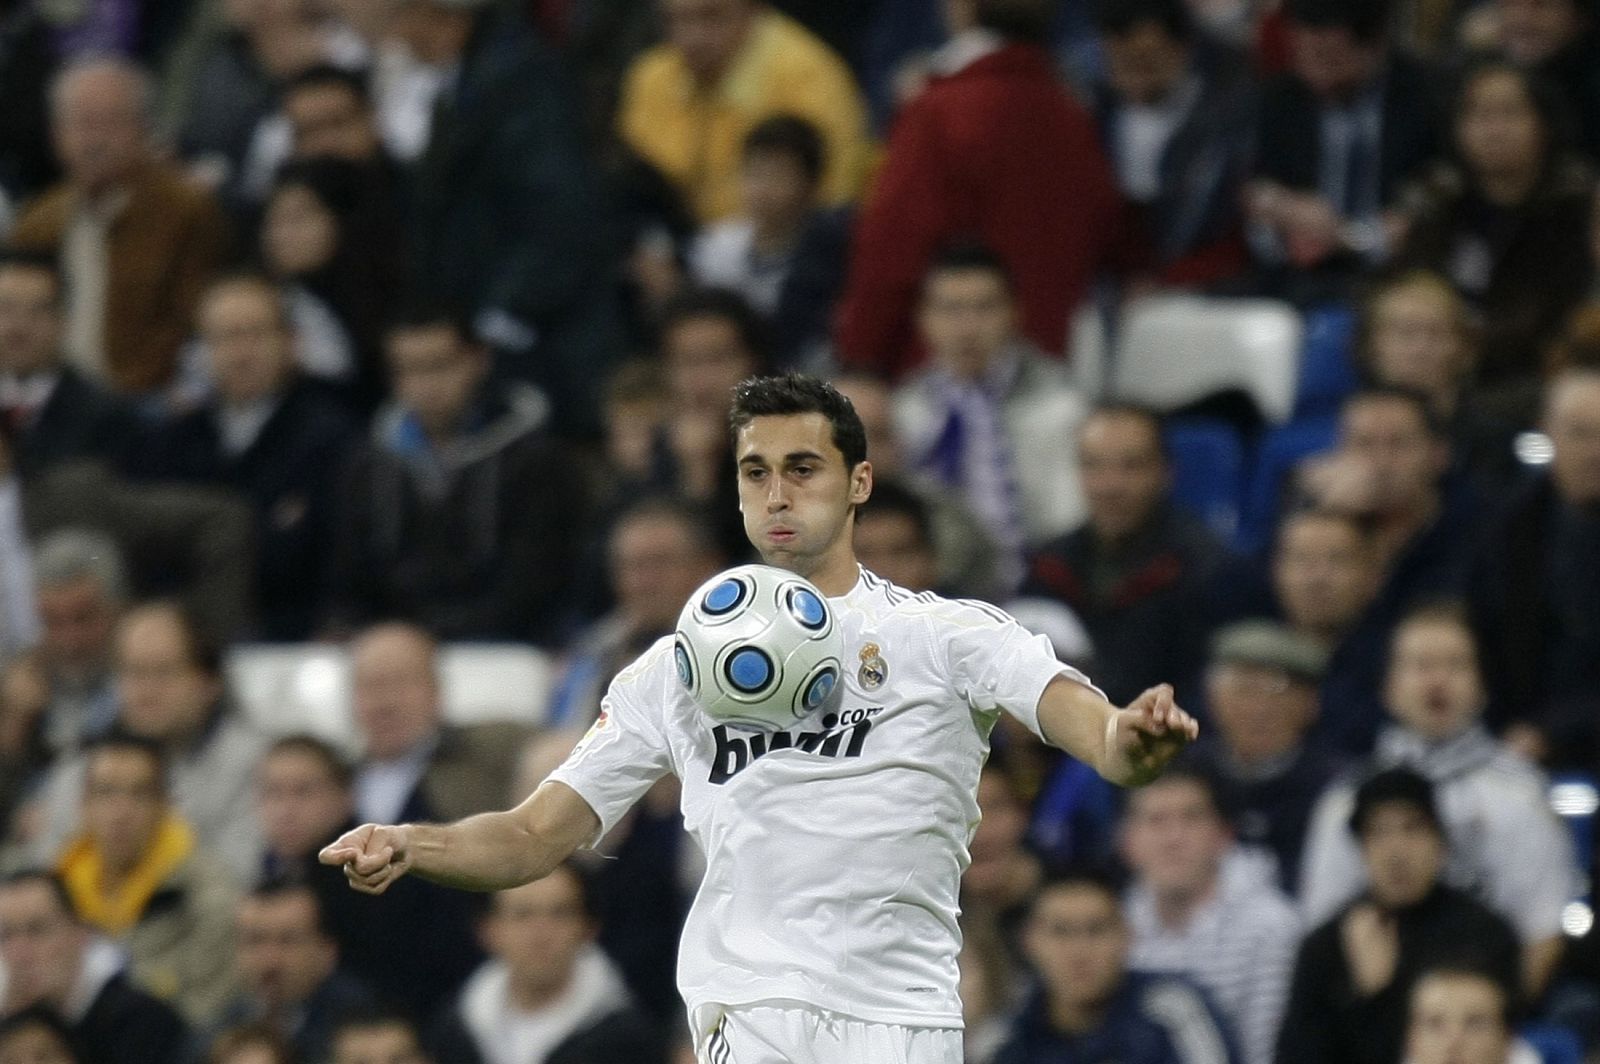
[1284, 0, 1392, 42]
[742, 114, 826, 186]
[1350, 766, 1445, 839]
[1031, 864, 1129, 912]
[264, 734, 355, 790]
[858, 477, 934, 548]
[1341, 384, 1446, 439]
[83, 733, 169, 794]
[1092, 0, 1194, 38]
[923, 241, 1015, 294]
[0, 247, 64, 304]
[1082, 402, 1173, 463]
[658, 287, 770, 367]
[0, 869, 78, 921]
[974, 0, 1058, 43]
[247, 874, 334, 938]
[728, 373, 868, 470]
[0, 1006, 84, 1062]
[282, 63, 371, 106]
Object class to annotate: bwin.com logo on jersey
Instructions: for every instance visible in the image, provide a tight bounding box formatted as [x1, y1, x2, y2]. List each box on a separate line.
[709, 706, 884, 784]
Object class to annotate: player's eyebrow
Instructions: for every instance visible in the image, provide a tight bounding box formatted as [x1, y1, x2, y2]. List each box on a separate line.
[738, 450, 828, 467]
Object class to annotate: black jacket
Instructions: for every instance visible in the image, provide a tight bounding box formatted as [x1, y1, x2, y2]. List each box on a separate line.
[75, 970, 190, 1064]
[6, 366, 134, 481]
[128, 377, 356, 639]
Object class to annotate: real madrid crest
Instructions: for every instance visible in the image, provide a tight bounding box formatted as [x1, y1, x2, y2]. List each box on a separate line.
[858, 642, 888, 690]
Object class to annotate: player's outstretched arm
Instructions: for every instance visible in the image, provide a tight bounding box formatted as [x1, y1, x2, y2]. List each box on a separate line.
[1035, 677, 1199, 788]
[317, 779, 601, 895]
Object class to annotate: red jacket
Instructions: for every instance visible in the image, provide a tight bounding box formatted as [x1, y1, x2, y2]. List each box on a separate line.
[834, 44, 1126, 378]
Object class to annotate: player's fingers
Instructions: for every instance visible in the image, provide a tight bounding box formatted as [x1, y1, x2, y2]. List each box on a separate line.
[351, 846, 394, 876]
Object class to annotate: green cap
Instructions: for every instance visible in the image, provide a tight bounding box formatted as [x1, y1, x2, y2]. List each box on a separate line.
[1211, 621, 1329, 684]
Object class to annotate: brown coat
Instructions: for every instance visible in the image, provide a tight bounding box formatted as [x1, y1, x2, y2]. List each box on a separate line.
[10, 162, 229, 393]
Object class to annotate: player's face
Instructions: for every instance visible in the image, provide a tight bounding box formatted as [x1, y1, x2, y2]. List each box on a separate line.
[1023, 886, 1129, 1009]
[1406, 974, 1512, 1064]
[736, 413, 871, 581]
[1361, 804, 1445, 908]
[1384, 620, 1484, 742]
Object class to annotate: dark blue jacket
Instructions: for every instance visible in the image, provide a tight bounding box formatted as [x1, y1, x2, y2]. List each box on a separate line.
[994, 972, 1241, 1064]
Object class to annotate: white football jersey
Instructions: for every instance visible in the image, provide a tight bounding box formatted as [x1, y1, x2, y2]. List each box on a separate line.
[548, 567, 1092, 1028]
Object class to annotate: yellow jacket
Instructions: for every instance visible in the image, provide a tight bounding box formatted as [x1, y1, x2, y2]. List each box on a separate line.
[619, 7, 870, 221]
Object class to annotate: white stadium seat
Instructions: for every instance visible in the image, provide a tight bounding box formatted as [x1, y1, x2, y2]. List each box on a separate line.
[1111, 295, 1303, 424]
[226, 642, 554, 753]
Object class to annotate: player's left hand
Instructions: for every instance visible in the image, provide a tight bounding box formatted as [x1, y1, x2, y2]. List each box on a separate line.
[1108, 684, 1199, 787]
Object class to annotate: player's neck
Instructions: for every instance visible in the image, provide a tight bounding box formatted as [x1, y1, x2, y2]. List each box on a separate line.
[803, 551, 861, 597]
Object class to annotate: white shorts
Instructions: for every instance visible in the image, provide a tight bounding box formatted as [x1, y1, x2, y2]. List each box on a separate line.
[691, 1002, 964, 1064]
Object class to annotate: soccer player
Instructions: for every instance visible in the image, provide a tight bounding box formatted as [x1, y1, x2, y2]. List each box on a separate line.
[321, 374, 1198, 1063]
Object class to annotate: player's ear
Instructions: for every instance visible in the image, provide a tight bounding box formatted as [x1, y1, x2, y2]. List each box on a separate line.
[849, 461, 873, 506]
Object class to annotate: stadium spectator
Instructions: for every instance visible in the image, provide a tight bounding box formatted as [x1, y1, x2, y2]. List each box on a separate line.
[618, 0, 869, 222]
[1087, 0, 1256, 287]
[1468, 325, 1600, 737]
[327, 311, 581, 643]
[852, 478, 943, 594]
[687, 115, 851, 369]
[430, 860, 666, 1064]
[259, 158, 405, 410]
[330, 1009, 432, 1064]
[1488, 0, 1600, 160]
[0, 870, 187, 1064]
[1245, 0, 1441, 299]
[27, 601, 267, 872]
[0, 251, 131, 480]
[400, 0, 623, 441]
[1023, 404, 1229, 708]
[893, 244, 1090, 589]
[1403, 966, 1540, 1064]
[253, 734, 355, 889]
[832, 372, 1001, 599]
[1265, 508, 1390, 754]
[0, 1007, 84, 1064]
[128, 274, 356, 640]
[212, 879, 374, 1064]
[206, 1023, 297, 1064]
[1394, 60, 1595, 396]
[1300, 603, 1576, 994]
[994, 868, 1241, 1063]
[836, 0, 1125, 377]
[281, 65, 388, 168]
[963, 760, 1045, 944]
[0, 530, 123, 762]
[53, 736, 240, 1024]
[10, 58, 229, 397]
[1278, 767, 1522, 1064]
[548, 497, 724, 728]
[1120, 763, 1301, 1064]
[337, 622, 526, 1014]
[1188, 620, 1344, 894]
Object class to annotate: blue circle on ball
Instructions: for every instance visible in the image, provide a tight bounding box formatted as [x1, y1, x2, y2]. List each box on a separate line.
[789, 588, 826, 629]
[804, 669, 837, 708]
[726, 648, 774, 692]
[674, 641, 694, 688]
[703, 579, 745, 615]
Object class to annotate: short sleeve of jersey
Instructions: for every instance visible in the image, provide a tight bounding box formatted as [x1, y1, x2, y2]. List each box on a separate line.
[941, 598, 1100, 740]
[546, 650, 674, 844]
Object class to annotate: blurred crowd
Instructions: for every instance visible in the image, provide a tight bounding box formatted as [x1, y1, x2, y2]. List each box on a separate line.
[0, 0, 1599, 1060]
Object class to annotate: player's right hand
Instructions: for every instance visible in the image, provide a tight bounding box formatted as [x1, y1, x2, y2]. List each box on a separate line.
[319, 823, 412, 895]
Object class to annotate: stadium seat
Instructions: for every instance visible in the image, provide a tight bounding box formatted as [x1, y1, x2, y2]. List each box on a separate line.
[1293, 303, 1360, 419]
[1165, 418, 1246, 541]
[1111, 295, 1304, 425]
[1520, 1022, 1584, 1064]
[226, 642, 554, 750]
[1550, 773, 1600, 897]
[1235, 416, 1340, 555]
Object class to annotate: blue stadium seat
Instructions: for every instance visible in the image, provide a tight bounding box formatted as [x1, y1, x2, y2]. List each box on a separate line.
[1293, 303, 1360, 420]
[1165, 418, 1246, 542]
[1521, 1022, 1584, 1064]
[1235, 416, 1340, 555]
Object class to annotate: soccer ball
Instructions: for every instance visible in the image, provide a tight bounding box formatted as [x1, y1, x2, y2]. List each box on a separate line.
[674, 564, 844, 732]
